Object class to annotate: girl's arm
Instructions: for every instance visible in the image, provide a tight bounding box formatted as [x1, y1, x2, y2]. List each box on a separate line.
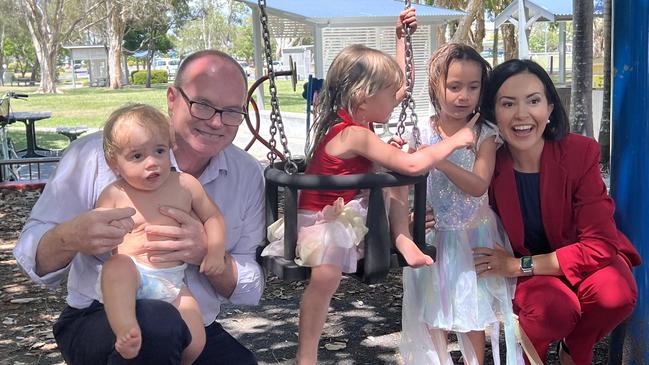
[396, 8, 416, 102]
[435, 135, 498, 197]
[345, 114, 478, 176]
[181, 173, 227, 276]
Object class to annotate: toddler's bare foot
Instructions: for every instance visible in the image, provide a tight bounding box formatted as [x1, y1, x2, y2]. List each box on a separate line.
[115, 326, 141, 359]
[396, 239, 434, 268]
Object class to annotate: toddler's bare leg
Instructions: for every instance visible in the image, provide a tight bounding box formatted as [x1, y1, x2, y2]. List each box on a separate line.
[173, 286, 206, 365]
[464, 330, 486, 365]
[101, 254, 142, 359]
[297, 264, 342, 365]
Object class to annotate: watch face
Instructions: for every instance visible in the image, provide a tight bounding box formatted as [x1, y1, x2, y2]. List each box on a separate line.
[521, 256, 533, 270]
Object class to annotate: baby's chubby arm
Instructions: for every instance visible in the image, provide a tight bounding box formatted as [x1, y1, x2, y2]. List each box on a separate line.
[180, 173, 227, 276]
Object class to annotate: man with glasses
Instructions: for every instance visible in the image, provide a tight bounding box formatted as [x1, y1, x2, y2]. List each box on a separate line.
[14, 50, 264, 364]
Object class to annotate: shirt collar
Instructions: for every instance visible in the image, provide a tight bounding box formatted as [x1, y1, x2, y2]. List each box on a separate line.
[170, 148, 229, 183]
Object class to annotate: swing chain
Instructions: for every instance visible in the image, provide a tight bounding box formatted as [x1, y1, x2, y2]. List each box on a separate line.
[259, 0, 298, 174]
[396, 0, 421, 149]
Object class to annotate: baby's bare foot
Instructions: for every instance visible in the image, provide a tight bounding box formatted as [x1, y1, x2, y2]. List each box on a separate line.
[115, 326, 142, 359]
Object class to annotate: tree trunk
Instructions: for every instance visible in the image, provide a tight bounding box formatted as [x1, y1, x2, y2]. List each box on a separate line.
[433, 0, 450, 45]
[107, 0, 125, 89]
[146, 36, 154, 88]
[570, 0, 594, 137]
[492, 22, 499, 65]
[501, 23, 516, 60]
[598, 0, 612, 170]
[451, 0, 482, 45]
[22, 0, 62, 93]
[0, 23, 5, 86]
[473, 8, 485, 51]
[34, 40, 59, 93]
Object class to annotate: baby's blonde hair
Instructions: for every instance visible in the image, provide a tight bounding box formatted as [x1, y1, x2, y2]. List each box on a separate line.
[103, 103, 174, 163]
[307, 44, 403, 161]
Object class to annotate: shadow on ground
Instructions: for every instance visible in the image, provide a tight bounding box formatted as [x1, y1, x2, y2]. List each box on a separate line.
[1, 189, 611, 364]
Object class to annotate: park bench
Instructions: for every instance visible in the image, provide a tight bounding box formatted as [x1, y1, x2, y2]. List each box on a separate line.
[13, 77, 35, 86]
[56, 126, 89, 142]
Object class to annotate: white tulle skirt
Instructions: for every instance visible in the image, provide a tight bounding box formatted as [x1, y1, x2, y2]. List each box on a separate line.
[400, 205, 523, 365]
[261, 196, 368, 273]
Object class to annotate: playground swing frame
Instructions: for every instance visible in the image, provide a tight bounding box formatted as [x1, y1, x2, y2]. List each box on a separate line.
[246, 0, 432, 284]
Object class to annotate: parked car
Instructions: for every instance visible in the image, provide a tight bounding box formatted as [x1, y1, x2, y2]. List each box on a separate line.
[153, 58, 180, 78]
[238, 61, 251, 77]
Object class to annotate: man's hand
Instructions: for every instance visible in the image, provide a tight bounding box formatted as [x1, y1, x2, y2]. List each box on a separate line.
[61, 207, 135, 256]
[144, 206, 208, 266]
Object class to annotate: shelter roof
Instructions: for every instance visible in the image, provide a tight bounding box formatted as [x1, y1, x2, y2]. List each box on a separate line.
[238, 0, 464, 26]
[495, 0, 604, 27]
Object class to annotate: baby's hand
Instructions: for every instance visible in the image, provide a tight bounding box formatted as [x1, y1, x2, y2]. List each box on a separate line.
[199, 251, 226, 276]
[396, 8, 417, 39]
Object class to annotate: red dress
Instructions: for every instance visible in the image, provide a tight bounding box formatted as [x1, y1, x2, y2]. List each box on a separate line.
[262, 109, 373, 273]
[299, 109, 372, 211]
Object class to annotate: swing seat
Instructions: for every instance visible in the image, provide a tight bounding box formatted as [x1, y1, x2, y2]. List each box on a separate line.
[258, 159, 433, 284]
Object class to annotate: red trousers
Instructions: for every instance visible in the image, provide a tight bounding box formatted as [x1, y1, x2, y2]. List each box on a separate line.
[513, 254, 637, 365]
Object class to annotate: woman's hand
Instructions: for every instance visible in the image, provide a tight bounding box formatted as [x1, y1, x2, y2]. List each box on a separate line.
[144, 206, 208, 266]
[473, 246, 519, 278]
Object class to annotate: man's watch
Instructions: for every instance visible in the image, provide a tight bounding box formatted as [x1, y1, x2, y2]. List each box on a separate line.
[520, 256, 534, 276]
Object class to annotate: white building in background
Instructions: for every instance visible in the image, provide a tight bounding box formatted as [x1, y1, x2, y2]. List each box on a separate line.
[237, 0, 465, 120]
[281, 45, 313, 81]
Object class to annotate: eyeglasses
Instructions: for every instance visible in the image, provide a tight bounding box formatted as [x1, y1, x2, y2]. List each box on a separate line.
[176, 87, 246, 126]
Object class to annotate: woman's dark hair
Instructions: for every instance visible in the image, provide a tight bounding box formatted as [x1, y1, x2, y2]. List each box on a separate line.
[481, 59, 569, 140]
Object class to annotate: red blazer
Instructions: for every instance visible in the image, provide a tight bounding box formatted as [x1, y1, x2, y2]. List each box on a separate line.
[489, 133, 641, 286]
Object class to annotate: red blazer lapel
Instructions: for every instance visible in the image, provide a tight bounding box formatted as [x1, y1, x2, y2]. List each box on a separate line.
[539, 140, 568, 249]
[492, 147, 528, 256]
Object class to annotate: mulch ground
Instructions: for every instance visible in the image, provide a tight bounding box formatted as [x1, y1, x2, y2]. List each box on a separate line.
[0, 188, 611, 364]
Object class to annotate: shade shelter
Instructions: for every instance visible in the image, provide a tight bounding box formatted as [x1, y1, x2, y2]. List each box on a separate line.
[237, 0, 464, 118]
[63, 45, 109, 87]
[494, 0, 603, 83]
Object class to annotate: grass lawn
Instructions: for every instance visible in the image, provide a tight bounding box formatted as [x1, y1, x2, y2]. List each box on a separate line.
[1, 80, 306, 151]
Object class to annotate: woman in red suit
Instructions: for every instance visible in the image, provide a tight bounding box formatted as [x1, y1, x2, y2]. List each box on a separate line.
[475, 59, 641, 365]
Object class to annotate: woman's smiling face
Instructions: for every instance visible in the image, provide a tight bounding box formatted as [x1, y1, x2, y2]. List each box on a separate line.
[494, 72, 554, 154]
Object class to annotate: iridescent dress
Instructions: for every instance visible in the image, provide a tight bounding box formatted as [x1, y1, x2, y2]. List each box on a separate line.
[400, 120, 521, 365]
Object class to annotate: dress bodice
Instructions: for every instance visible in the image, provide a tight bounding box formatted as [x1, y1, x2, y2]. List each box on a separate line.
[415, 120, 500, 230]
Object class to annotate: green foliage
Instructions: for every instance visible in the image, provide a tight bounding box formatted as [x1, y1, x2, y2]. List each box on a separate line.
[0, 79, 304, 129]
[231, 20, 254, 62]
[529, 23, 560, 52]
[132, 70, 168, 84]
[3, 27, 37, 77]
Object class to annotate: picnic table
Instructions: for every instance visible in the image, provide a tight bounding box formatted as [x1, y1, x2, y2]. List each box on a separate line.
[4, 111, 53, 158]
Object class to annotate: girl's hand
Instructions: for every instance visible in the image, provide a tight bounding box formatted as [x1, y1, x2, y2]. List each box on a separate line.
[473, 245, 518, 278]
[387, 135, 407, 149]
[449, 112, 479, 149]
[396, 8, 417, 39]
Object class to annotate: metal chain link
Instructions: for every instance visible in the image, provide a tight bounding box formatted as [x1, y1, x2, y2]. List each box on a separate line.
[396, 0, 421, 149]
[258, 0, 298, 174]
